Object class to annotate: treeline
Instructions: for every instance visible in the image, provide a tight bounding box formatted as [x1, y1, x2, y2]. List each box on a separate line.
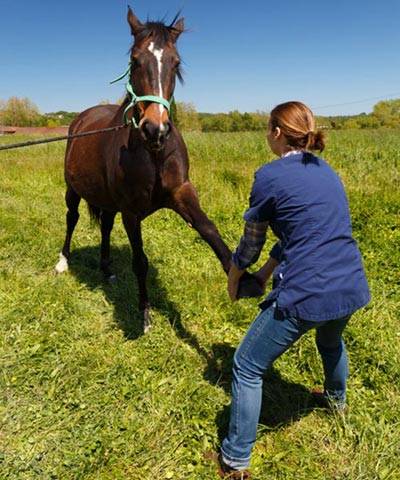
[1, 96, 400, 131]
[173, 99, 400, 132]
[0, 97, 79, 128]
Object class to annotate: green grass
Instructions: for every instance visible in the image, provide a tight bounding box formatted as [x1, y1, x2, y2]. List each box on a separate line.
[0, 130, 399, 479]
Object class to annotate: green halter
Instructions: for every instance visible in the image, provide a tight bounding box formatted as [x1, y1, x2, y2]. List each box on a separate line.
[110, 64, 171, 128]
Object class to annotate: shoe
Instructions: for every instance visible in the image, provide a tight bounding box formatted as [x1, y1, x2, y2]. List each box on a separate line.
[310, 389, 330, 408]
[310, 389, 346, 412]
[204, 451, 252, 479]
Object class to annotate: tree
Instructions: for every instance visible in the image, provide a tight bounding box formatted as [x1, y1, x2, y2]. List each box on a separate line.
[229, 110, 243, 131]
[201, 114, 232, 132]
[174, 102, 201, 131]
[373, 99, 400, 126]
[0, 96, 41, 126]
[343, 118, 361, 129]
[357, 115, 381, 129]
[241, 112, 257, 131]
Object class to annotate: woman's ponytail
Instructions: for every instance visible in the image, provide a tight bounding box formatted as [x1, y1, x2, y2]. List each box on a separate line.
[306, 130, 326, 152]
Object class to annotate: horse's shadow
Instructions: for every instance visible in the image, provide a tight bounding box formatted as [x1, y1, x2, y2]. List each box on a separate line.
[67, 244, 182, 340]
[67, 245, 314, 434]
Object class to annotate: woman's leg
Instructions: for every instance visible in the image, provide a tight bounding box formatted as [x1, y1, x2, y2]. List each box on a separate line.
[315, 315, 351, 409]
[221, 305, 312, 470]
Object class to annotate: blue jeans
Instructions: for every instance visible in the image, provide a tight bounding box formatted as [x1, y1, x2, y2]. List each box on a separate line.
[221, 304, 351, 470]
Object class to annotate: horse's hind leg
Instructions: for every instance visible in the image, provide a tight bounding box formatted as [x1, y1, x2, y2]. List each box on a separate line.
[100, 210, 117, 281]
[122, 213, 151, 334]
[55, 186, 81, 273]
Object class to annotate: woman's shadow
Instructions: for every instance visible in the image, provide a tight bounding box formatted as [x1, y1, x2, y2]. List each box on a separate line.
[205, 343, 315, 442]
[67, 245, 315, 435]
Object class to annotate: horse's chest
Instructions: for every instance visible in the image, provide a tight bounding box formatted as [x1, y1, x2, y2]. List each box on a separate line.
[115, 164, 164, 213]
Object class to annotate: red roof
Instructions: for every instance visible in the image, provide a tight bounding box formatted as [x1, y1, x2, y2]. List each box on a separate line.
[0, 126, 16, 134]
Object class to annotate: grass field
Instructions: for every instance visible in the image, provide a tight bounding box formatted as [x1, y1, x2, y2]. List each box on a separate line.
[0, 129, 399, 479]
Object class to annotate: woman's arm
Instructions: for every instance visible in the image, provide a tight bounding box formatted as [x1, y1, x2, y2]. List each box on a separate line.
[253, 256, 280, 291]
[232, 221, 269, 270]
[253, 241, 282, 290]
[228, 221, 269, 301]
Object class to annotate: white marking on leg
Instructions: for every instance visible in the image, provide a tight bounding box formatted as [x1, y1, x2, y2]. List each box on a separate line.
[55, 252, 68, 274]
[148, 42, 165, 119]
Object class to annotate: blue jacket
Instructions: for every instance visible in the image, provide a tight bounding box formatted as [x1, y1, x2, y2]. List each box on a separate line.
[244, 152, 370, 321]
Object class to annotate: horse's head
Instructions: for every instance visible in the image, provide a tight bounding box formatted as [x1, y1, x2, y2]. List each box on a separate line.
[127, 6, 184, 151]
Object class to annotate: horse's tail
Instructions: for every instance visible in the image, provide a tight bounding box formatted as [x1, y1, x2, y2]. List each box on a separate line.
[87, 203, 102, 225]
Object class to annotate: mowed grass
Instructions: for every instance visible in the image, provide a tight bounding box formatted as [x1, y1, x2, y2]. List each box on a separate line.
[0, 130, 399, 479]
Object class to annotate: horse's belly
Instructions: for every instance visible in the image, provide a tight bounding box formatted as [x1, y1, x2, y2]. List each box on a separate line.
[65, 156, 114, 209]
[67, 165, 156, 215]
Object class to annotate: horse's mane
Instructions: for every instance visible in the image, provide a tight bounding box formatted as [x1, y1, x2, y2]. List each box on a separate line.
[136, 22, 171, 47]
[137, 10, 184, 47]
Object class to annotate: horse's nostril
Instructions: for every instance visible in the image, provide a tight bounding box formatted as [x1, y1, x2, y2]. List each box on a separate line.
[164, 121, 172, 138]
[141, 120, 171, 148]
[141, 120, 153, 141]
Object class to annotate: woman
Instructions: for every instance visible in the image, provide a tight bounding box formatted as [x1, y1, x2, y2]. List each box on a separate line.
[207, 101, 370, 479]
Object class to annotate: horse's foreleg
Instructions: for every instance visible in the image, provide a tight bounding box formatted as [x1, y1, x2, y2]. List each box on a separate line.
[55, 186, 81, 274]
[100, 210, 117, 281]
[170, 182, 232, 273]
[122, 213, 151, 333]
[170, 182, 263, 298]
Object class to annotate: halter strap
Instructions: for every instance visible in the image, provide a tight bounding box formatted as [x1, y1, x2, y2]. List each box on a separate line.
[110, 63, 171, 128]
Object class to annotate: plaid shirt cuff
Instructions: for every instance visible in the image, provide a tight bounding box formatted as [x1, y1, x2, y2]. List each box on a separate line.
[232, 221, 268, 270]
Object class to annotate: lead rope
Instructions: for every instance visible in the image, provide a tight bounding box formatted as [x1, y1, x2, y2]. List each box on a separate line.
[0, 124, 128, 152]
[0, 64, 173, 152]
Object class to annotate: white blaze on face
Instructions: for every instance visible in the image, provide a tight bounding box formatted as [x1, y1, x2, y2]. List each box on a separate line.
[148, 42, 165, 121]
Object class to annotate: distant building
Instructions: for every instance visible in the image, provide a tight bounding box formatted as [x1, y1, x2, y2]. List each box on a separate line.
[0, 126, 16, 135]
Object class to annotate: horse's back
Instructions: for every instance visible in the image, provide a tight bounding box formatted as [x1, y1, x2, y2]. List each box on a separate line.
[65, 104, 124, 209]
[69, 104, 120, 134]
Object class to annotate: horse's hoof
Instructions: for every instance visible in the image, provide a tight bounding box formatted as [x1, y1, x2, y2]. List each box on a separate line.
[143, 309, 152, 334]
[237, 272, 264, 299]
[55, 252, 68, 274]
[107, 274, 117, 284]
[100, 259, 116, 281]
[143, 322, 152, 334]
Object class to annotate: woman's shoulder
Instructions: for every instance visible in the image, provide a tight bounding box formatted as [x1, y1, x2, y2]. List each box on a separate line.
[254, 154, 304, 182]
[255, 157, 282, 178]
[255, 153, 337, 179]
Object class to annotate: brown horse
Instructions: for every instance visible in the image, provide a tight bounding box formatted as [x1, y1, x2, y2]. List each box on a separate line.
[56, 6, 260, 333]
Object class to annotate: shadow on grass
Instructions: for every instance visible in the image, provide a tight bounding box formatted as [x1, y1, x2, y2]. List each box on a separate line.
[202, 344, 314, 439]
[65, 244, 222, 356]
[66, 244, 183, 340]
[66, 244, 314, 434]
[215, 369, 314, 443]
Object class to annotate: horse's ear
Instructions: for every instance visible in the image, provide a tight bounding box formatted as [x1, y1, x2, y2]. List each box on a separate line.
[127, 5, 143, 37]
[170, 17, 184, 43]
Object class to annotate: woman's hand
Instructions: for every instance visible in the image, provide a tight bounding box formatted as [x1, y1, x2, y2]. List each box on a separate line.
[253, 257, 280, 291]
[228, 262, 245, 301]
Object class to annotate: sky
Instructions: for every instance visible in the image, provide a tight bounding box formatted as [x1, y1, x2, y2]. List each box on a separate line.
[1, 0, 400, 117]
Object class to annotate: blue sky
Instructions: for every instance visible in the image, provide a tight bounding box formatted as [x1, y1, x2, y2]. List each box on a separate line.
[1, 0, 399, 116]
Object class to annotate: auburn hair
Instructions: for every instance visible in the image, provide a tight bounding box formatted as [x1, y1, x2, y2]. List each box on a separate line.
[269, 101, 326, 152]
